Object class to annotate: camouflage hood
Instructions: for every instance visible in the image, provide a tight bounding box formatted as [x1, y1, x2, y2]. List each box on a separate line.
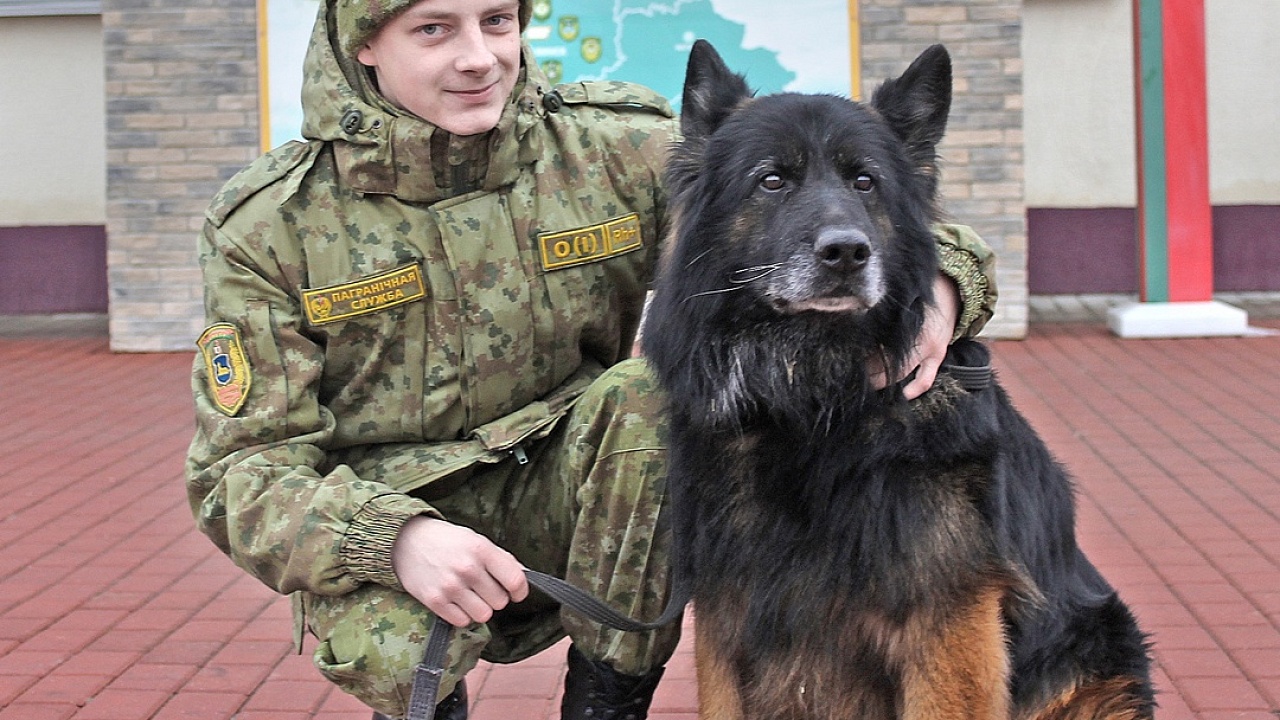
[299, 0, 550, 203]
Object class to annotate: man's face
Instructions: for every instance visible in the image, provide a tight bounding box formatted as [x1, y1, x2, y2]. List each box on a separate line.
[357, 0, 523, 136]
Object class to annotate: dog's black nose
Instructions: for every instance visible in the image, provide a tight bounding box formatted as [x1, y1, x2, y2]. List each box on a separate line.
[814, 229, 872, 271]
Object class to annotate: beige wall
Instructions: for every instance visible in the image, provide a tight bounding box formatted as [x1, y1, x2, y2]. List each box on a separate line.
[1023, 0, 1280, 208]
[1022, 0, 1136, 208]
[0, 15, 106, 226]
[1206, 1, 1280, 204]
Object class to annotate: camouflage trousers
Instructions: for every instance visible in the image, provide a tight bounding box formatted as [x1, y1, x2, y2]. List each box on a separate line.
[301, 359, 682, 716]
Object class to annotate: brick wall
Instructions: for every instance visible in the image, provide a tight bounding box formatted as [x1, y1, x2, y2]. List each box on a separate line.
[103, 0, 260, 351]
[861, 0, 1028, 338]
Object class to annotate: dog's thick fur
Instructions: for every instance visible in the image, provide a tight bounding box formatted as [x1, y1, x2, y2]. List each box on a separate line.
[642, 41, 1154, 720]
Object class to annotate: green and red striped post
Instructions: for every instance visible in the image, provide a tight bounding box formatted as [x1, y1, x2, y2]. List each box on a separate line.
[1110, 0, 1248, 336]
[1133, 0, 1211, 302]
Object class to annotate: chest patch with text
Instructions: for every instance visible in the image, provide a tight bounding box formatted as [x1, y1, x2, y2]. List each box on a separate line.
[301, 263, 427, 325]
[538, 213, 643, 271]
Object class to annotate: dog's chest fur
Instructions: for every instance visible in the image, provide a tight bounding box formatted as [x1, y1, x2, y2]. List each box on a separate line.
[690, 382, 1001, 599]
[682, 410, 1010, 718]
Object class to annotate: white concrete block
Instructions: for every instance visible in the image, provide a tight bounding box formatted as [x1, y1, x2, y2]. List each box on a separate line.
[1106, 300, 1253, 338]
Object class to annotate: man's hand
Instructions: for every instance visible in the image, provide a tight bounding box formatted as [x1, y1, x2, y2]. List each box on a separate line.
[392, 516, 529, 627]
[870, 273, 961, 400]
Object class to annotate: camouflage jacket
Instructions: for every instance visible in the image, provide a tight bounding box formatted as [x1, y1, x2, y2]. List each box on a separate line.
[186, 5, 998, 599]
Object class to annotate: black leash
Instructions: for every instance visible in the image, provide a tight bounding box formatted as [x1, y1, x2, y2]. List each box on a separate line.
[405, 620, 453, 720]
[523, 568, 691, 632]
[405, 568, 690, 720]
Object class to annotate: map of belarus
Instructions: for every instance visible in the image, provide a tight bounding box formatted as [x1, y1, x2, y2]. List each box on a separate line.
[263, 0, 853, 148]
[525, 0, 797, 107]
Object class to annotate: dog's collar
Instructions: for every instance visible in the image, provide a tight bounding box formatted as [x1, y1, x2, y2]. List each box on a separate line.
[940, 363, 993, 391]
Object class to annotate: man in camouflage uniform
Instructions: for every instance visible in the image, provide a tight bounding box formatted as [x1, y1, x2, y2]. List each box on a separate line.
[185, 0, 999, 718]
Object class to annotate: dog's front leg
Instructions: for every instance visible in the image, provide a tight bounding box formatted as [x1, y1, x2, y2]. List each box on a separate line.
[695, 618, 746, 720]
[902, 585, 1011, 720]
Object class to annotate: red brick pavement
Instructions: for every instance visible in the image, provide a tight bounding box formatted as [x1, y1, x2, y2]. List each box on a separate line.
[1, 320, 1278, 719]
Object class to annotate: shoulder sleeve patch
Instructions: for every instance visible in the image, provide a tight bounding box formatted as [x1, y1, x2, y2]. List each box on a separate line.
[555, 81, 674, 118]
[197, 323, 252, 416]
[207, 141, 318, 227]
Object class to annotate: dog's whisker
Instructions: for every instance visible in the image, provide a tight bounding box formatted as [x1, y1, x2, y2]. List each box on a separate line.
[679, 285, 746, 304]
[679, 266, 780, 302]
[731, 263, 782, 275]
[729, 264, 783, 284]
[685, 248, 716, 269]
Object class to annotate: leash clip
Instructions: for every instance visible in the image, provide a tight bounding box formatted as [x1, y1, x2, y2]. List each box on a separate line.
[511, 445, 529, 465]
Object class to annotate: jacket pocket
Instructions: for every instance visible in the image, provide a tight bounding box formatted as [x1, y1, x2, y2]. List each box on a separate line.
[468, 359, 603, 452]
[312, 288, 432, 448]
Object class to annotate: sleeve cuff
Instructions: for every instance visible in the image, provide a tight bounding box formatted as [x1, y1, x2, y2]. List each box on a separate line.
[938, 243, 991, 341]
[339, 493, 438, 591]
[933, 223, 998, 341]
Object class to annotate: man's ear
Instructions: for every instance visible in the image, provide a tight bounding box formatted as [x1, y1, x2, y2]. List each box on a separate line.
[680, 39, 753, 141]
[870, 44, 952, 173]
[356, 43, 377, 68]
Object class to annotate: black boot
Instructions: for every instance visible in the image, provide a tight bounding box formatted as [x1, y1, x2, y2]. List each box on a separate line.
[561, 645, 665, 720]
[433, 679, 468, 720]
[370, 678, 467, 720]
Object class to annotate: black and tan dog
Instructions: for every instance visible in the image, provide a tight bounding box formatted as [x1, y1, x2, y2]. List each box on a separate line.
[642, 41, 1154, 720]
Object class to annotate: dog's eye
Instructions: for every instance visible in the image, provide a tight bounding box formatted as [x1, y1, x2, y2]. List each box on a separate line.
[760, 173, 786, 192]
[853, 174, 875, 193]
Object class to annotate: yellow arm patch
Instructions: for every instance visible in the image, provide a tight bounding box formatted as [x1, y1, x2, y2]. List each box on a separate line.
[197, 323, 252, 416]
[538, 213, 643, 271]
[301, 263, 427, 326]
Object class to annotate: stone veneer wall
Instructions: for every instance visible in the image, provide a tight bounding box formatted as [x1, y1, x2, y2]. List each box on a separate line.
[103, 0, 260, 351]
[861, 0, 1027, 338]
[103, 1, 1027, 349]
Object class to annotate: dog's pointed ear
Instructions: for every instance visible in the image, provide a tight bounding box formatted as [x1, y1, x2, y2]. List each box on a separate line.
[870, 44, 952, 169]
[681, 39, 752, 140]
